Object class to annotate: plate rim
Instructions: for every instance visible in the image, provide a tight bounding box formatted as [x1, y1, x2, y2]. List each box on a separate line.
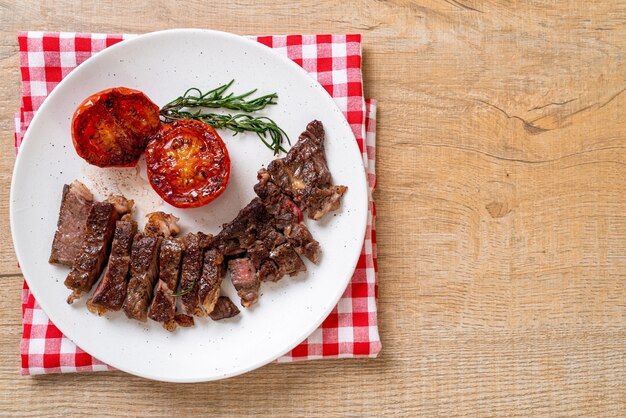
[10, 28, 368, 382]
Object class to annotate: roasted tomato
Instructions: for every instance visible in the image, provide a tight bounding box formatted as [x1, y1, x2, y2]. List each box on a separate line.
[71, 87, 161, 167]
[146, 120, 231, 208]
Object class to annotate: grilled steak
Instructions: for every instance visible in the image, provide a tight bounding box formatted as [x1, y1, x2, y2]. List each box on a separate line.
[215, 198, 273, 256]
[215, 196, 312, 304]
[254, 174, 320, 263]
[49, 181, 94, 266]
[209, 296, 240, 320]
[60, 120, 343, 328]
[197, 247, 225, 316]
[277, 198, 320, 263]
[124, 212, 180, 321]
[147, 238, 184, 329]
[247, 241, 270, 269]
[215, 196, 315, 265]
[174, 314, 195, 328]
[228, 257, 259, 307]
[65, 195, 133, 303]
[179, 232, 211, 316]
[87, 214, 138, 315]
[241, 242, 280, 282]
[255, 120, 347, 220]
[270, 243, 306, 277]
[123, 233, 161, 321]
[149, 282, 177, 330]
[155, 238, 184, 291]
[257, 259, 279, 282]
[262, 229, 287, 250]
[287, 223, 320, 263]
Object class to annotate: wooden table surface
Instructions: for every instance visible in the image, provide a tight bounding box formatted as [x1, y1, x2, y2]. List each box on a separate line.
[1, 1, 625, 416]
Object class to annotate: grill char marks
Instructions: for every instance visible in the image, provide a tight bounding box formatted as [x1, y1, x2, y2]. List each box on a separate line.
[49, 181, 94, 266]
[155, 239, 184, 291]
[147, 238, 184, 330]
[257, 120, 347, 220]
[123, 212, 180, 322]
[87, 214, 138, 315]
[179, 232, 211, 316]
[64, 195, 133, 303]
[123, 233, 161, 321]
[197, 248, 225, 316]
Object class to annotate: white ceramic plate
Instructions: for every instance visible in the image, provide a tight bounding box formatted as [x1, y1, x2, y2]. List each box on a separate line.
[10, 29, 367, 382]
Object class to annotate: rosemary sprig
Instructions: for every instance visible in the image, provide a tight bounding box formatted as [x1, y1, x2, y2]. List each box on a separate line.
[172, 280, 195, 297]
[160, 110, 289, 155]
[159, 81, 289, 155]
[160, 80, 278, 113]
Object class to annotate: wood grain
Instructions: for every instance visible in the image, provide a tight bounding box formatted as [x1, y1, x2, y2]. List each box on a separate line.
[1, 0, 625, 416]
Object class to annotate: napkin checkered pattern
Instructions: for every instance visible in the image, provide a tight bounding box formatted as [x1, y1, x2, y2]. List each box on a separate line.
[15, 31, 380, 375]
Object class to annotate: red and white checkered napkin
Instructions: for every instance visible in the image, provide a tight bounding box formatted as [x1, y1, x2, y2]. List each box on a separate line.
[15, 32, 380, 375]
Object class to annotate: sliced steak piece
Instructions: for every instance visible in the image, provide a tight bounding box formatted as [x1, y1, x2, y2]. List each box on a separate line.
[174, 314, 195, 328]
[286, 222, 320, 264]
[253, 176, 285, 215]
[179, 232, 211, 316]
[228, 257, 259, 308]
[262, 229, 287, 251]
[149, 281, 177, 330]
[65, 195, 133, 303]
[209, 296, 240, 320]
[255, 120, 347, 220]
[273, 196, 302, 230]
[275, 196, 320, 263]
[257, 259, 279, 282]
[245, 242, 280, 281]
[86, 214, 138, 315]
[155, 238, 184, 291]
[215, 198, 274, 256]
[147, 238, 184, 328]
[255, 178, 320, 263]
[123, 212, 180, 322]
[247, 241, 270, 269]
[123, 233, 161, 321]
[270, 243, 306, 278]
[49, 181, 94, 266]
[217, 195, 311, 287]
[197, 247, 225, 316]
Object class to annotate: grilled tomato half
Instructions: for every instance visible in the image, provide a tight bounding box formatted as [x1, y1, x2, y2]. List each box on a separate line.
[71, 87, 161, 167]
[146, 120, 231, 208]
